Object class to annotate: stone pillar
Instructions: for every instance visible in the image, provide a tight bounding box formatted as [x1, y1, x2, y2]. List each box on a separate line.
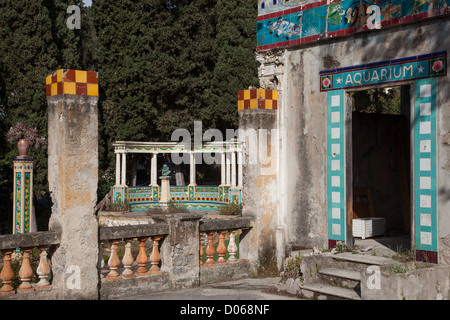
[226, 152, 231, 186]
[121, 152, 127, 186]
[150, 153, 157, 186]
[12, 157, 34, 234]
[237, 88, 281, 273]
[131, 155, 137, 186]
[160, 213, 203, 290]
[189, 151, 196, 185]
[238, 150, 243, 188]
[220, 151, 226, 185]
[115, 152, 121, 186]
[46, 69, 99, 299]
[231, 151, 236, 187]
[160, 176, 171, 206]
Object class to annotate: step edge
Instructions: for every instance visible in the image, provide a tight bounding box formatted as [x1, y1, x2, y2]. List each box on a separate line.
[300, 283, 361, 300]
[332, 253, 393, 265]
[319, 268, 361, 281]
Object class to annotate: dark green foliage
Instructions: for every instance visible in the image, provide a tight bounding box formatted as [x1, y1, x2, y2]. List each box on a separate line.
[95, 0, 259, 198]
[0, 1, 259, 214]
[0, 1, 97, 231]
[350, 87, 401, 115]
[210, 0, 259, 131]
[0, 0, 59, 196]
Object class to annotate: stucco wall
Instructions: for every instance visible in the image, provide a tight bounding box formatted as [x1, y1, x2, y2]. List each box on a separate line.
[279, 17, 450, 260]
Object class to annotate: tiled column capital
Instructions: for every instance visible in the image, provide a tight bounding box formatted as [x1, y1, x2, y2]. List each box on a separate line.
[46, 69, 98, 97]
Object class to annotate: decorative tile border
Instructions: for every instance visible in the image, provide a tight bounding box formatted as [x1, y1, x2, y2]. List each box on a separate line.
[230, 188, 242, 205]
[46, 69, 98, 97]
[320, 51, 447, 91]
[323, 61, 440, 259]
[13, 159, 34, 234]
[126, 185, 232, 210]
[414, 78, 438, 260]
[257, 0, 450, 51]
[238, 89, 278, 110]
[112, 186, 128, 204]
[327, 90, 346, 243]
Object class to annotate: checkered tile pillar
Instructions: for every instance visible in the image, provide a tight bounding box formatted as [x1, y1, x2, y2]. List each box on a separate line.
[46, 69, 99, 298]
[238, 88, 278, 110]
[46, 69, 98, 97]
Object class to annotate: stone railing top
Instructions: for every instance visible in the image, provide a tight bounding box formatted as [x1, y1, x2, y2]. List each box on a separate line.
[0, 231, 61, 250]
[99, 222, 170, 241]
[199, 216, 254, 232]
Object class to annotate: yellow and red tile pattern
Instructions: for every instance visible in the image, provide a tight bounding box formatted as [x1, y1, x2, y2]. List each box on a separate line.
[46, 69, 98, 97]
[238, 88, 278, 110]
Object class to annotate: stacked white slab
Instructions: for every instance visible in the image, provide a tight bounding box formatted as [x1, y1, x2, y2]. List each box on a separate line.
[352, 217, 385, 239]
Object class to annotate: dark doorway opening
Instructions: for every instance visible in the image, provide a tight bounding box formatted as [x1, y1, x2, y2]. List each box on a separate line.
[350, 85, 411, 251]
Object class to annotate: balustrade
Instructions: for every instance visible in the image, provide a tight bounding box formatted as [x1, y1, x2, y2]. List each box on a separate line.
[200, 229, 240, 266]
[0, 246, 54, 295]
[101, 236, 164, 280]
[0, 231, 60, 296]
[0, 218, 252, 299]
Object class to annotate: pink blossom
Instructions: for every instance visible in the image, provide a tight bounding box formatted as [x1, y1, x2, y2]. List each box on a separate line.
[432, 60, 443, 73]
[322, 77, 331, 88]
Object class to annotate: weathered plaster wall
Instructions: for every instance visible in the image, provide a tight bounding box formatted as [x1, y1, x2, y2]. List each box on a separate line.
[280, 17, 450, 259]
[47, 94, 99, 298]
[239, 110, 280, 273]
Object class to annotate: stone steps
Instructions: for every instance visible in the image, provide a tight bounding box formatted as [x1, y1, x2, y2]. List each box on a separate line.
[332, 252, 394, 266]
[298, 253, 395, 300]
[319, 267, 361, 281]
[300, 283, 361, 300]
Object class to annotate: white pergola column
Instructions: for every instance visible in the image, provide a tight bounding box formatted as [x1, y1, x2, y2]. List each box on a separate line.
[115, 152, 121, 186]
[189, 152, 196, 185]
[150, 153, 157, 185]
[238, 150, 243, 188]
[121, 152, 127, 186]
[226, 152, 231, 186]
[221, 151, 226, 185]
[231, 151, 236, 187]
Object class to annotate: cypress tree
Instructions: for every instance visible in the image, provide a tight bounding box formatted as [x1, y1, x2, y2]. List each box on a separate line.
[0, 0, 59, 196]
[210, 0, 259, 132]
[94, 0, 158, 195]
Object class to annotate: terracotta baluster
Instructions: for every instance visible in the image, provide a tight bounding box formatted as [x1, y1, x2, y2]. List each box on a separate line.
[205, 232, 216, 266]
[199, 233, 204, 266]
[36, 247, 51, 289]
[227, 230, 238, 262]
[216, 231, 228, 264]
[18, 248, 34, 292]
[122, 240, 135, 278]
[106, 240, 120, 280]
[149, 236, 162, 274]
[0, 250, 15, 295]
[136, 237, 149, 276]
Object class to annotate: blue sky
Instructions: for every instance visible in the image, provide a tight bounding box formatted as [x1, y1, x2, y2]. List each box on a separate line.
[83, 0, 92, 6]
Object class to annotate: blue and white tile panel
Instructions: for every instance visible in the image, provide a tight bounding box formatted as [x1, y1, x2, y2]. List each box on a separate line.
[414, 78, 438, 252]
[327, 90, 346, 242]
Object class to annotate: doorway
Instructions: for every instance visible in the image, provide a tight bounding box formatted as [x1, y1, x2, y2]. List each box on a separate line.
[350, 85, 411, 251]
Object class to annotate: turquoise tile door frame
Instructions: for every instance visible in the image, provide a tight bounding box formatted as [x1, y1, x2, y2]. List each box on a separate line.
[413, 78, 438, 253]
[326, 81, 439, 255]
[323, 52, 445, 254]
[327, 90, 346, 244]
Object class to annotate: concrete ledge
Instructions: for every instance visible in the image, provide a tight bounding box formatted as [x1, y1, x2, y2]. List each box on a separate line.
[99, 222, 169, 241]
[100, 273, 170, 300]
[200, 259, 253, 285]
[0, 287, 60, 300]
[0, 231, 61, 250]
[199, 217, 254, 232]
[361, 263, 450, 300]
